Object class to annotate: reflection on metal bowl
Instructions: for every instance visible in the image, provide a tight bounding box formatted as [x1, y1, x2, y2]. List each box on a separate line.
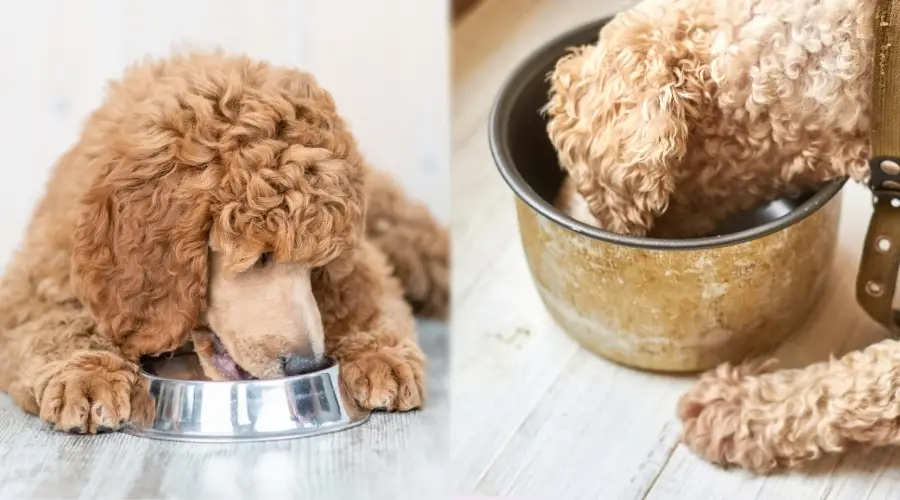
[122, 354, 369, 443]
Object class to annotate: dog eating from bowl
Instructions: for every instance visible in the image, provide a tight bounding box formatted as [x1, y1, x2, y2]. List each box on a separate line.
[0, 50, 449, 435]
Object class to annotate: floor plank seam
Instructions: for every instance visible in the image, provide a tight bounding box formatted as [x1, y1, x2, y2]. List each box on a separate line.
[453, 240, 519, 306]
[640, 429, 682, 500]
[809, 445, 848, 500]
[861, 447, 894, 500]
[468, 345, 581, 492]
[451, 112, 489, 153]
[452, 194, 509, 248]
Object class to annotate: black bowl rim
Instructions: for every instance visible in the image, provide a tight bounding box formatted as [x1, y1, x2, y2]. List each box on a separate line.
[488, 17, 847, 251]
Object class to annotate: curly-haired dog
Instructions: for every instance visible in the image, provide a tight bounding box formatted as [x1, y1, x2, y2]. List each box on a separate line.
[544, 0, 900, 475]
[546, 0, 871, 238]
[0, 51, 449, 434]
[677, 342, 900, 473]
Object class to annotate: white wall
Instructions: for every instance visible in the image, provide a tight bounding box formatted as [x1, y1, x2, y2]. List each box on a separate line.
[0, 0, 449, 270]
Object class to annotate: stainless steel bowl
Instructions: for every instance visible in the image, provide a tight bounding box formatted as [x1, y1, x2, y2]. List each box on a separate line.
[122, 354, 370, 443]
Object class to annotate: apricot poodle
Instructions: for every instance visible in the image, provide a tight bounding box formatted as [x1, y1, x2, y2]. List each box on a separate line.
[547, 0, 871, 238]
[0, 51, 449, 434]
[545, 0, 900, 474]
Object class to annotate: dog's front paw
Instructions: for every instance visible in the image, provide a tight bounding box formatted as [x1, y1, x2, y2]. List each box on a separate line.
[33, 351, 153, 434]
[339, 344, 425, 412]
[677, 360, 781, 473]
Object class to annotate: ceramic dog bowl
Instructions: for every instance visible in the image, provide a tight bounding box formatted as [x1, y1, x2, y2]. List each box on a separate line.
[489, 18, 845, 372]
[122, 353, 369, 442]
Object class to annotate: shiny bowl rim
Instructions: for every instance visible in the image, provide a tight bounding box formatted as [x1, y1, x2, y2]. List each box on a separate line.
[488, 17, 847, 252]
[125, 355, 370, 443]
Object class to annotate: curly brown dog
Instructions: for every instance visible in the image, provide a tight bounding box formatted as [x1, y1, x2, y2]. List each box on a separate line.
[0, 51, 449, 434]
[543, 0, 900, 475]
[546, 0, 871, 238]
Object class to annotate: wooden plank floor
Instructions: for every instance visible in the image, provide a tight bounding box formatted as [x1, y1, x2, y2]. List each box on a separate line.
[0, 320, 447, 500]
[450, 0, 900, 498]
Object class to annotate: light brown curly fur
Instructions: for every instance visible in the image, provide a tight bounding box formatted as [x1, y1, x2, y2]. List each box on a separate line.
[678, 341, 900, 473]
[0, 50, 448, 434]
[547, 0, 872, 238]
[545, 0, 900, 474]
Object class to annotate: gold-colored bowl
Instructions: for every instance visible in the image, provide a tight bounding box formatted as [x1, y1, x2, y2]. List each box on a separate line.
[489, 18, 845, 372]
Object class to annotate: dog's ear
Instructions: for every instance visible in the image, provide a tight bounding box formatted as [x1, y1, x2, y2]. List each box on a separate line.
[71, 155, 214, 359]
[545, 11, 713, 236]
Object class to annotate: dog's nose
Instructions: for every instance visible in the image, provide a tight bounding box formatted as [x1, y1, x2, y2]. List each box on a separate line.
[282, 354, 330, 376]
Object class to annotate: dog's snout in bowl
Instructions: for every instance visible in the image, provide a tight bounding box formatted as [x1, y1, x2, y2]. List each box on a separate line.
[282, 353, 332, 376]
[489, 18, 845, 373]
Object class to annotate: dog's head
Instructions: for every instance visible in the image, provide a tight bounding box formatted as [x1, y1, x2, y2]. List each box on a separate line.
[545, 5, 715, 236]
[70, 52, 365, 380]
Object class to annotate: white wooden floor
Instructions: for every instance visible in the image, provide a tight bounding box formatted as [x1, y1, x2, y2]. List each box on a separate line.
[450, 1, 900, 499]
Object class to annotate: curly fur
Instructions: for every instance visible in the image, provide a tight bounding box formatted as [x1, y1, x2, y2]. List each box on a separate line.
[0, 50, 449, 434]
[365, 169, 449, 319]
[678, 341, 900, 473]
[545, 0, 898, 474]
[547, 0, 872, 237]
[68, 51, 376, 358]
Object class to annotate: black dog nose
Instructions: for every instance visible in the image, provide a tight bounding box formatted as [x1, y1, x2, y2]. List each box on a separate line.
[282, 354, 330, 376]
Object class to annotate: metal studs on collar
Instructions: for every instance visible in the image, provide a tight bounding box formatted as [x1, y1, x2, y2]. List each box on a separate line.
[870, 156, 900, 196]
[881, 159, 900, 175]
[876, 235, 893, 253]
[866, 280, 885, 297]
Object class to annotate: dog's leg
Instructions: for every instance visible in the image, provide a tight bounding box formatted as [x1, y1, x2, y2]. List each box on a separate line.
[1, 304, 153, 434]
[365, 169, 449, 320]
[677, 340, 900, 473]
[319, 242, 425, 411]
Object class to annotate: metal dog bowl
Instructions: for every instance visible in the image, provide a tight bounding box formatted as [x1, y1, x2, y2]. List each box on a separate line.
[122, 354, 370, 442]
[489, 18, 845, 372]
